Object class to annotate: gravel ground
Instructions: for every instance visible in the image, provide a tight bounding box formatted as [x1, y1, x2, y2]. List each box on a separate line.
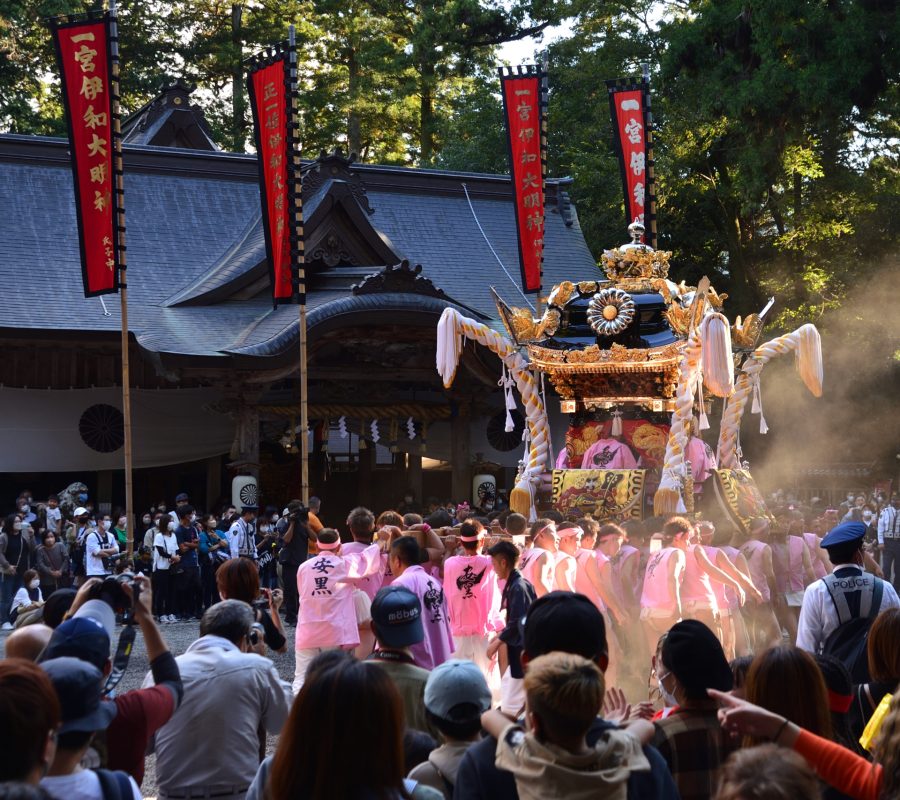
[1, 619, 296, 799]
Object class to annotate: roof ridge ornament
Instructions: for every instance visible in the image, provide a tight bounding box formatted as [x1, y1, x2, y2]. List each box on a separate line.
[302, 147, 373, 214]
[351, 260, 448, 299]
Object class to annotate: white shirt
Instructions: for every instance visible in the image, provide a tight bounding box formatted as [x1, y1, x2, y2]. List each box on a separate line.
[877, 506, 900, 545]
[41, 769, 141, 800]
[45, 506, 62, 534]
[796, 564, 900, 653]
[12, 585, 42, 611]
[228, 518, 256, 560]
[85, 529, 118, 576]
[153, 532, 179, 571]
[143, 635, 292, 792]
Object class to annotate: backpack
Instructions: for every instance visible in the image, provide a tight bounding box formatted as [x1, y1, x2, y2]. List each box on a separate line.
[820, 571, 884, 683]
[95, 768, 133, 800]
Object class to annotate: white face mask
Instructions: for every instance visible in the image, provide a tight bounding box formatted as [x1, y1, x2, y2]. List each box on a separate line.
[259, 525, 269, 534]
[271, 514, 279, 523]
[658, 671, 678, 707]
[13, 522, 22, 531]
[190, 513, 197, 523]
[20, 504, 30, 514]
[102, 520, 111, 530]
[29, 579, 40, 589]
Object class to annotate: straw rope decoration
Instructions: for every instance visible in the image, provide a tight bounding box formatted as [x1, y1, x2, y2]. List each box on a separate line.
[437, 308, 550, 519]
[717, 323, 823, 468]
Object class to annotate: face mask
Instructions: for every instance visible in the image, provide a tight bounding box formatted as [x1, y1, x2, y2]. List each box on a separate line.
[271, 514, 279, 522]
[658, 672, 678, 707]
[102, 520, 111, 530]
[190, 513, 197, 523]
[20, 504, 30, 513]
[143, 517, 152, 525]
[78, 493, 88, 503]
[29, 579, 40, 589]
[259, 525, 269, 534]
[13, 522, 22, 532]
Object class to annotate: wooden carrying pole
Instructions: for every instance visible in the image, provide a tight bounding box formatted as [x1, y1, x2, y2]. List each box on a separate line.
[109, 0, 135, 554]
[288, 25, 309, 506]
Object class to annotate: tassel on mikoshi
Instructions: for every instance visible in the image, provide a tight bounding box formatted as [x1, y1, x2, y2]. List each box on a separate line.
[611, 410, 623, 437]
[796, 324, 824, 397]
[509, 484, 532, 517]
[697, 383, 710, 430]
[654, 486, 682, 515]
[700, 314, 735, 397]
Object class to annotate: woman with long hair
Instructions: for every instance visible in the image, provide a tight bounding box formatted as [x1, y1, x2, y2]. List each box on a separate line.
[246, 651, 442, 800]
[216, 556, 286, 654]
[849, 608, 900, 744]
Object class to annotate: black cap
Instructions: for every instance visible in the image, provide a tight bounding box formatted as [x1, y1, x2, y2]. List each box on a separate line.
[523, 591, 607, 661]
[371, 586, 424, 648]
[662, 620, 732, 697]
[40, 657, 117, 734]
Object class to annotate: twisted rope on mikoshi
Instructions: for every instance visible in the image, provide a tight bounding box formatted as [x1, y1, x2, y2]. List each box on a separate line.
[437, 308, 550, 519]
[717, 323, 823, 468]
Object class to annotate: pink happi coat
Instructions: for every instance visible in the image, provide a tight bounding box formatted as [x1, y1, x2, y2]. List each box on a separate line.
[443, 554, 500, 638]
[686, 436, 717, 490]
[340, 540, 387, 602]
[295, 543, 383, 651]
[580, 438, 638, 470]
[393, 565, 455, 669]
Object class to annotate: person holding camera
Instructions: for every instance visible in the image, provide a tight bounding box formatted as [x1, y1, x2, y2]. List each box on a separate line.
[85, 516, 120, 580]
[43, 574, 184, 788]
[216, 556, 287, 654]
[275, 500, 312, 626]
[144, 600, 292, 800]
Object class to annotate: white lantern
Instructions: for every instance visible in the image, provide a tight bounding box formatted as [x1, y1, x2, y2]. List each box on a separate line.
[232, 475, 258, 509]
[472, 473, 496, 507]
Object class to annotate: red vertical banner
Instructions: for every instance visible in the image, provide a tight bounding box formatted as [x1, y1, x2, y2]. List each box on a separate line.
[499, 66, 546, 294]
[607, 79, 653, 241]
[51, 15, 120, 297]
[247, 49, 301, 306]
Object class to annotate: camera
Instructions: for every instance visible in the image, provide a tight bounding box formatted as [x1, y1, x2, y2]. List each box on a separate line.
[289, 505, 309, 524]
[88, 571, 137, 615]
[102, 550, 131, 573]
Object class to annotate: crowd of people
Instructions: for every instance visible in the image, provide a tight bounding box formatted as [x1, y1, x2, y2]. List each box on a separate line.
[0, 484, 899, 800]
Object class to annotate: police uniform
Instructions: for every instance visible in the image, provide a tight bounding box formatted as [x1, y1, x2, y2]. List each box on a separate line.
[796, 521, 900, 653]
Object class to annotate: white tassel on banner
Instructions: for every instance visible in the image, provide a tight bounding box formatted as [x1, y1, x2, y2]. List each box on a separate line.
[338, 416, 348, 439]
[370, 420, 380, 443]
[406, 417, 416, 440]
[610, 410, 623, 437]
[697, 382, 710, 431]
[498, 364, 517, 432]
[750, 378, 769, 434]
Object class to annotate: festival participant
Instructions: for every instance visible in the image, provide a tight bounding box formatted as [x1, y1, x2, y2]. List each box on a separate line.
[40, 657, 142, 800]
[651, 620, 737, 800]
[481, 651, 653, 800]
[455, 592, 681, 800]
[804, 520, 829, 580]
[553, 523, 581, 593]
[739, 518, 783, 650]
[594, 524, 632, 625]
[367, 585, 435, 736]
[518, 519, 557, 597]
[391, 536, 455, 671]
[718, 529, 758, 658]
[685, 419, 717, 499]
[614, 520, 645, 611]
[503, 512, 528, 541]
[796, 521, 900, 660]
[246, 652, 443, 800]
[145, 601, 292, 800]
[275, 500, 312, 624]
[292, 527, 388, 692]
[639, 520, 687, 659]
[668, 517, 746, 643]
[341, 506, 387, 603]
[487, 541, 536, 715]
[580, 430, 638, 470]
[443, 522, 499, 681]
[697, 521, 762, 659]
[407, 660, 492, 798]
[770, 515, 816, 644]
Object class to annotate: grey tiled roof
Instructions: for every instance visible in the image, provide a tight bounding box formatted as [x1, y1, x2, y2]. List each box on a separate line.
[0, 134, 601, 361]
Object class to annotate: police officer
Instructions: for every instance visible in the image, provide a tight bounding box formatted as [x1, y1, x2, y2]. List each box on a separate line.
[796, 521, 900, 654]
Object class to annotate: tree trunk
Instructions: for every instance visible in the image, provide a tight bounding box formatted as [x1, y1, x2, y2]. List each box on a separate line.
[347, 45, 362, 157]
[231, 4, 244, 152]
[419, 58, 435, 164]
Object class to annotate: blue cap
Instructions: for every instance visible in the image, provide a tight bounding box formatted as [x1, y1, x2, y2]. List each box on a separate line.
[371, 586, 424, 648]
[821, 521, 867, 549]
[42, 616, 111, 671]
[41, 657, 117, 734]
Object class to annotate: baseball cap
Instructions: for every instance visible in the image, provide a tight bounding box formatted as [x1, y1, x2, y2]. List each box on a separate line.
[73, 507, 88, 517]
[424, 659, 492, 719]
[175, 492, 189, 502]
[42, 613, 111, 671]
[371, 586, 424, 648]
[74, 599, 116, 640]
[41, 657, 117, 734]
[523, 591, 607, 662]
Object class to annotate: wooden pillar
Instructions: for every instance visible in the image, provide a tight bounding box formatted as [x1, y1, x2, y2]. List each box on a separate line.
[451, 409, 471, 503]
[407, 452, 423, 506]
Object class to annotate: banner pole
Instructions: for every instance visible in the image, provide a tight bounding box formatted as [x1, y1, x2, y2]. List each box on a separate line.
[641, 61, 657, 250]
[288, 24, 309, 506]
[537, 50, 549, 315]
[108, 0, 134, 556]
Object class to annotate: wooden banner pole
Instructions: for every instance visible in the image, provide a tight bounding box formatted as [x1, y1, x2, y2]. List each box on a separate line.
[288, 25, 309, 506]
[109, 0, 134, 555]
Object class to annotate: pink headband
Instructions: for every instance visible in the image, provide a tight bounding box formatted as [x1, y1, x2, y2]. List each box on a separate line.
[558, 526, 583, 538]
[317, 539, 340, 550]
[534, 524, 555, 538]
[460, 532, 484, 543]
